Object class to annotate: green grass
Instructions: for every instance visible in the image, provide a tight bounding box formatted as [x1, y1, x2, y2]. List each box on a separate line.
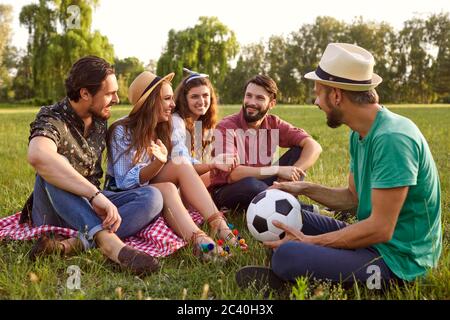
[0, 103, 448, 300]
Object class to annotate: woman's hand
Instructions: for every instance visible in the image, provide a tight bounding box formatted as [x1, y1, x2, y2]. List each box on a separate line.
[210, 153, 239, 172]
[150, 139, 168, 164]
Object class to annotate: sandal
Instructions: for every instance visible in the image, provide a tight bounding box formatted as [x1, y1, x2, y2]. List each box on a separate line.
[190, 230, 224, 261]
[206, 212, 248, 252]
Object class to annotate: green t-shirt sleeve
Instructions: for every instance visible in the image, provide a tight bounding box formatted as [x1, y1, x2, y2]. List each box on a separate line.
[371, 133, 419, 188]
[350, 156, 354, 173]
[349, 131, 355, 173]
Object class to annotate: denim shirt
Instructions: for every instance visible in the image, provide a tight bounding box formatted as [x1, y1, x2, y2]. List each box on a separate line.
[171, 112, 200, 165]
[106, 123, 152, 190]
[106, 115, 196, 191]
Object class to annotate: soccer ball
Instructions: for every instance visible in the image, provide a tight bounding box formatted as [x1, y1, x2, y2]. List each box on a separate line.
[246, 189, 303, 242]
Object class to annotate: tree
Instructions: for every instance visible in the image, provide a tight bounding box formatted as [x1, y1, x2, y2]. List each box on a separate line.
[12, 52, 34, 100]
[19, 1, 56, 102]
[145, 59, 157, 73]
[18, 0, 114, 103]
[222, 42, 267, 103]
[427, 13, 450, 102]
[114, 57, 144, 102]
[266, 35, 304, 103]
[286, 16, 349, 104]
[157, 16, 239, 92]
[0, 4, 13, 71]
[346, 17, 401, 103]
[0, 4, 17, 100]
[398, 17, 435, 103]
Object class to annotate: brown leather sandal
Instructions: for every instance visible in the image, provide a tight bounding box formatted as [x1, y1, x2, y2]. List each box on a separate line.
[206, 212, 248, 252]
[207, 212, 238, 244]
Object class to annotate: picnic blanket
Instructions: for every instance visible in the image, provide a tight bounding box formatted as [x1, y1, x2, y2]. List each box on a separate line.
[0, 211, 204, 257]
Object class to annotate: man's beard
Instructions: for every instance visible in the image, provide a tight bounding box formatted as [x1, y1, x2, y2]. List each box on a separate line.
[324, 97, 343, 128]
[90, 104, 112, 120]
[242, 104, 269, 123]
[326, 108, 343, 128]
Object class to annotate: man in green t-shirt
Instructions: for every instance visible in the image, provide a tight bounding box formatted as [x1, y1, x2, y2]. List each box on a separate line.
[236, 43, 442, 289]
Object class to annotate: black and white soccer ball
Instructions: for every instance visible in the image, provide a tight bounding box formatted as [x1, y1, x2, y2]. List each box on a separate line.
[246, 189, 303, 242]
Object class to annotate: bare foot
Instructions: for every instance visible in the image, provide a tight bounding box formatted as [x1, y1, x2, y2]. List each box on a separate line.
[191, 230, 225, 261]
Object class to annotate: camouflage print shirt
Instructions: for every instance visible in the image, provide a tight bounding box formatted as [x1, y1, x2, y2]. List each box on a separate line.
[20, 98, 107, 223]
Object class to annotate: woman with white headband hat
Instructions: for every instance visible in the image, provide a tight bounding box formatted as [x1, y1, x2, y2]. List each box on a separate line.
[172, 68, 237, 188]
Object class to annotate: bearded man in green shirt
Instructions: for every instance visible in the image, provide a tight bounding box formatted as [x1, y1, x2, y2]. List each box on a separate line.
[236, 43, 442, 289]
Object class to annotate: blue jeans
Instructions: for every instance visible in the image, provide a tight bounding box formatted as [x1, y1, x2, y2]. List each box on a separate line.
[212, 146, 302, 210]
[271, 210, 399, 286]
[31, 175, 163, 250]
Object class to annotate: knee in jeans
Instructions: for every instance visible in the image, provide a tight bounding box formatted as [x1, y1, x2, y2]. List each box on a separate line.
[140, 186, 164, 217]
[272, 242, 307, 280]
[241, 177, 268, 196]
[288, 146, 302, 159]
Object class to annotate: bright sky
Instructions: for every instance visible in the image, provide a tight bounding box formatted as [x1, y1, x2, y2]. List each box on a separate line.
[4, 0, 450, 64]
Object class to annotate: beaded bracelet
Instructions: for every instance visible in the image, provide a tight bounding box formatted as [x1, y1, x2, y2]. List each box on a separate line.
[88, 190, 101, 204]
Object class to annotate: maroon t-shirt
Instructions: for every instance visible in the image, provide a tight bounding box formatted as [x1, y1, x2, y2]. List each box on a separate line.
[210, 108, 310, 189]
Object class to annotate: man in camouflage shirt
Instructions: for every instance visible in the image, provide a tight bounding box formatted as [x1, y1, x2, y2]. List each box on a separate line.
[24, 56, 163, 275]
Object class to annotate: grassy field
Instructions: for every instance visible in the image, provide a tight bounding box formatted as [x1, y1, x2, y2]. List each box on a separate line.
[0, 103, 448, 300]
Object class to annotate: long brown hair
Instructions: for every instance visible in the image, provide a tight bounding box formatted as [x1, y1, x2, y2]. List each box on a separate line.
[173, 77, 218, 153]
[107, 80, 173, 165]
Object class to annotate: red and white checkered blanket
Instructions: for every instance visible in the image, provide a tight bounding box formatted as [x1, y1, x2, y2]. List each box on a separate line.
[0, 211, 204, 257]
